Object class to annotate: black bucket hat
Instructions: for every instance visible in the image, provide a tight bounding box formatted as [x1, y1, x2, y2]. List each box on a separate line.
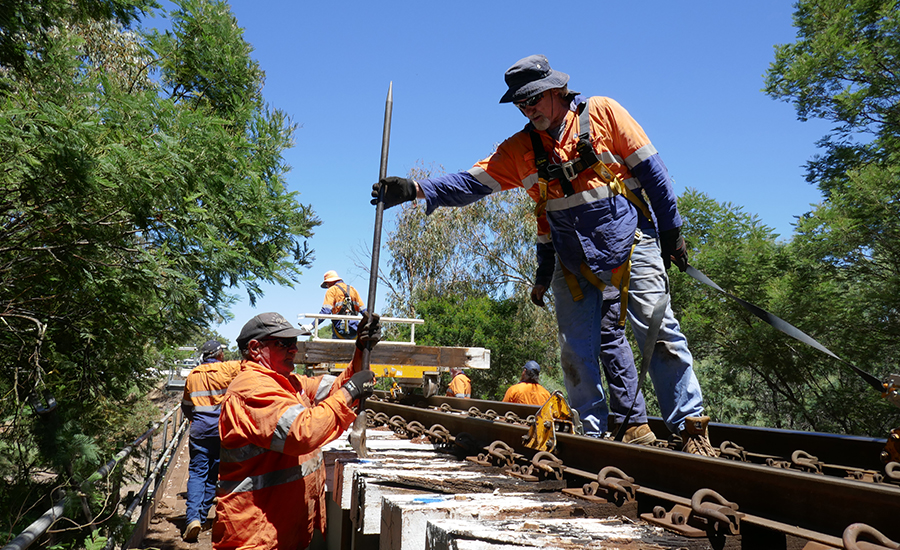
[499, 54, 570, 104]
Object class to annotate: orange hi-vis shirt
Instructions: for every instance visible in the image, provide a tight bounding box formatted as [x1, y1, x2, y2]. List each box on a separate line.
[470, 96, 655, 274]
[447, 373, 471, 398]
[213, 351, 360, 550]
[181, 360, 241, 439]
[321, 282, 365, 314]
[502, 382, 552, 406]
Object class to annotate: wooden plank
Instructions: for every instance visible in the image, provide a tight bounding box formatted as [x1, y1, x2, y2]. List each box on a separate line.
[293, 341, 490, 369]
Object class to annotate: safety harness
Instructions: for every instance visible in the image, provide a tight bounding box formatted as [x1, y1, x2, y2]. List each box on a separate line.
[529, 102, 652, 326]
[332, 283, 357, 339]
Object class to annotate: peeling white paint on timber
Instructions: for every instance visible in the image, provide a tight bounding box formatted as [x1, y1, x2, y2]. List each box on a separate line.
[380, 492, 605, 550]
[425, 517, 684, 550]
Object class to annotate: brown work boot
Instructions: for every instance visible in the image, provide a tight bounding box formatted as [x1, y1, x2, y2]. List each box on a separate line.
[609, 420, 656, 445]
[182, 519, 201, 542]
[681, 416, 716, 457]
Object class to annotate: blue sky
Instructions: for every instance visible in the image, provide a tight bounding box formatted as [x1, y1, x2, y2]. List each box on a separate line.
[150, 1, 832, 348]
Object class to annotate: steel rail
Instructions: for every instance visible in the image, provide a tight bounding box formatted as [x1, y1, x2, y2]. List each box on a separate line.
[367, 398, 900, 543]
[402, 394, 889, 473]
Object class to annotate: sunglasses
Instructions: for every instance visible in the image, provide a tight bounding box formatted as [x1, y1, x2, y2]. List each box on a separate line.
[514, 91, 544, 110]
[262, 337, 297, 350]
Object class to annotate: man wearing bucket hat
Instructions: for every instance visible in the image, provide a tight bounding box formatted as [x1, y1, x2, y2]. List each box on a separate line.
[212, 311, 381, 549]
[374, 54, 714, 456]
[318, 270, 367, 339]
[502, 360, 552, 406]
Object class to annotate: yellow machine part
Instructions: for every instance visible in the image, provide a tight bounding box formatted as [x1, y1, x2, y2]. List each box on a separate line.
[523, 391, 581, 453]
[330, 363, 441, 378]
[883, 428, 900, 464]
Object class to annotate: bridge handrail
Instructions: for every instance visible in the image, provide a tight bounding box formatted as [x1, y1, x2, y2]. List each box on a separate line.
[299, 314, 424, 344]
[1, 404, 186, 550]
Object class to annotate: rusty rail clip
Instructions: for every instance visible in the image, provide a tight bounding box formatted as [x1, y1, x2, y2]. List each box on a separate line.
[569, 466, 638, 505]
[404, 420, 425, 439]
[503, 411, 523, 424]
[595, 466, 636, 503]
[642, 504, 706, 538]
[842, 523, 899, 550]
[791, 450, 824, 474]
[690, 488, 743, 536]
[529, 451, 564, 481]
[424, 423, 453, 445]
[641, 488, 742, 539]
[388, 415, 407, 434]
[372, 411, 390, 426]
[468, 439, 519, 467]
[718, 440, 747, 462]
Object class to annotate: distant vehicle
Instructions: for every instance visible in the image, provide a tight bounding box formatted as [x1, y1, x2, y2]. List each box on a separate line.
[176, 358, 199, 377]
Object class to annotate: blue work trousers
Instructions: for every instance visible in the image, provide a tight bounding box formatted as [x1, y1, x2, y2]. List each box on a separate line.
[552, 229, 706, 436]
[186, 436, 220, 524]
[626, 229, 705, 433]
[551, 261, 648, 436]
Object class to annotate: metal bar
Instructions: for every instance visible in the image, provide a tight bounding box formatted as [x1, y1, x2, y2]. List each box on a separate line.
[1, 494, 66, 550]
[302, 313, 424, 324]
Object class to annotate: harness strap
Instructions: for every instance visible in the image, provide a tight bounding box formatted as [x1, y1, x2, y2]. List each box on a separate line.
[559, 233, 639, 327]
[333, 283, 354, 339]
[528, 104, 652, 221]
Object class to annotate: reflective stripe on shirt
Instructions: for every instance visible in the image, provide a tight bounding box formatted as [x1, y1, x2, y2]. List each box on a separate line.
[189, 388, 228, 399]
[625, 143, 657, 169]
[220, 442, 269, 463]
[271, 402, 306, 453]
[467, 166, 503, 193]
[217, 452, 323, 495]
[314, 375, 339, 404]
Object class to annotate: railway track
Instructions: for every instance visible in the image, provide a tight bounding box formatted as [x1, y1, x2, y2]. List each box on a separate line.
[364, 393, 900, 549]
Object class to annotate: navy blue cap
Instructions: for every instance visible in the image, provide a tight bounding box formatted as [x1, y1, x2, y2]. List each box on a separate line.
[523, 360, 541, 375]
[200, 340, 224, 360]
[499, 55, 570, 104]
[237, 312, 302, 350]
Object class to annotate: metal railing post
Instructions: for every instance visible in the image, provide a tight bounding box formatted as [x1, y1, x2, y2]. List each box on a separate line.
[145, 422, 153, 480]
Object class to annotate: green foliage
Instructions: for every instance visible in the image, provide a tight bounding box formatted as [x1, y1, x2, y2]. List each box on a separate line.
[381, 163, 560, 399]
[760, 0, 900, 434]
[414, 289, 557, 401]
[673, 189, 894, 435]
[0, 0, 319, 540]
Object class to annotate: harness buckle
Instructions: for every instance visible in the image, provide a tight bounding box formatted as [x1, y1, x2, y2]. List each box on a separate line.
[561, 161, 577, 182]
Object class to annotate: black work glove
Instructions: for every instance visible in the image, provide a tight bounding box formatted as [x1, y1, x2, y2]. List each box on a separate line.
[371, 176, 417, 208]
[355, 312, 382, 351]
[530, 285, 548, 307]
[342, 370, 375, 402]
[659, 227, 689, 272]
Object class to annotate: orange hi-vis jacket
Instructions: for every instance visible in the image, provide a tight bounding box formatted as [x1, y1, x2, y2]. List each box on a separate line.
[446, 373, 471, 398]
[181, 360, 241, 440]
[502, 382, 552, 406]
[212, 352, 360, 550]
[418, 96, 682, 286]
